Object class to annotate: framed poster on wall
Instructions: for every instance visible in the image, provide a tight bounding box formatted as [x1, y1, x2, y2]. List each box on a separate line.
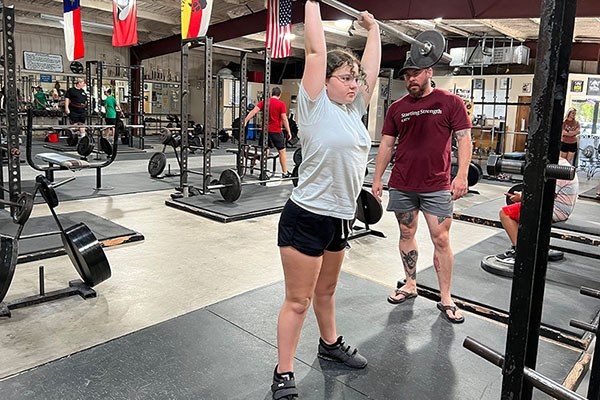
[570, 80, 584, 93]
[586, 78, 600, 96]
[23, 51, 64, 73]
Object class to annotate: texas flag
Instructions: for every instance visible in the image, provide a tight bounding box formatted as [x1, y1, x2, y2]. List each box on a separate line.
[181, 0, 214, 40]
[63, 0, 85, 61]
[113, 0, 138, 47]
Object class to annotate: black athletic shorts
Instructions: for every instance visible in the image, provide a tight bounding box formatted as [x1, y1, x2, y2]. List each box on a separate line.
[69, 111, 86, 124]
[560, 141, 578, 153]
[268, 132, 286, 151]
[278, 199, 350, 257]
[105, 118, 117, 125]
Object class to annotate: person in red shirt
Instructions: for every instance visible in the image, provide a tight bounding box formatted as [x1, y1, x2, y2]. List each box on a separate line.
[243, 87, 293, 177]
[371, 56, 472, 324]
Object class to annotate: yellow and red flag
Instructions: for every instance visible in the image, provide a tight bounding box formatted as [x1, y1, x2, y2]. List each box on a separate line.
[181, 0, 213, 40]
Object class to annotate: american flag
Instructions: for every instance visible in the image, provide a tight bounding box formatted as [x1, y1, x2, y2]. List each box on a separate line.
[266, 0, 292, 59]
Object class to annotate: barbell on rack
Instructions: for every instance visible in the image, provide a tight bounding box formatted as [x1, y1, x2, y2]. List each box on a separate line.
[319, 0, 452, 68]
[204, 166, 299, 203]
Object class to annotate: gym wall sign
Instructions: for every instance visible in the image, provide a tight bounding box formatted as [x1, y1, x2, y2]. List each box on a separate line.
[23, 51, 64, 73]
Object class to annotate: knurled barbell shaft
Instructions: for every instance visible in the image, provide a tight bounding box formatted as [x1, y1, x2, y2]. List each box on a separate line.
[320, 0, 452, 64]
[208, 176, 297, 190]
[0, 198, 19, 207]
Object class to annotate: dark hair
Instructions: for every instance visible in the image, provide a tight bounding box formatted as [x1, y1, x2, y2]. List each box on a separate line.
[326, 48, 366, 85]
[271, 87, 281, 97]
[106, 89, 112, 95]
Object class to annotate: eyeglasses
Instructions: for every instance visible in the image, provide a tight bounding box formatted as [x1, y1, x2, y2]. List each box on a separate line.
[330, 74, 361, 86]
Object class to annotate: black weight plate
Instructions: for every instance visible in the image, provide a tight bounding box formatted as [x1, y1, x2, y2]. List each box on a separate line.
[219, 169, 242, 203]
[100, 138, 113, 156]
[77, 135, 94, 157]
[219, 129, 229, 143]
[13, 192, 34, 225]
[582, 145, 594, 158]
[0, 235, 18, 303]
[293, 148, 302, 166]
[62, 223, 111, 287]
[66, 130, 79, 146]
[467, 162, 482, 187]
[355, 189, 383, 225]
[70, 61, 84, 74]
[506, 183, 524, 205]
[292, 164, 300, 187]
[410, 30, 447, 69]
[159, 128, 173, 145]
[36, 175, 59, 209]
[148, 152, 167, 177]
[450, 163, 459, 180]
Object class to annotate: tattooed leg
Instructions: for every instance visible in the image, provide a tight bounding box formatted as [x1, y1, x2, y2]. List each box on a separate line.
[389, 210, 419, 302]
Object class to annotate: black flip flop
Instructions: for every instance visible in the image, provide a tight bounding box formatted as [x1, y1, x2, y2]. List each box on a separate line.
[437, 302, 465, 324]
[387, 289, 417, 304]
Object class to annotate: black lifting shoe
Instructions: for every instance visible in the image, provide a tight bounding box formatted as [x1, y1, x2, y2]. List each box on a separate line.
[317, 336, 368, 369]
[271, 366, 299, 400]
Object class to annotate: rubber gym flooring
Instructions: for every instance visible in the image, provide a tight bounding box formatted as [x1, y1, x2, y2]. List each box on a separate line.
[579, 187, 600, 202]
[0, 210, 144, 264]
[416, 231, 600, 347]
[0, 273, 586, 400]
[165, 182, 294, 223]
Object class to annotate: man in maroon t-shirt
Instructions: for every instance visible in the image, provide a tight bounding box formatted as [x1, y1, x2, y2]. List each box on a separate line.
[371, 56, 472, 323]
[243, 87, 293, 177]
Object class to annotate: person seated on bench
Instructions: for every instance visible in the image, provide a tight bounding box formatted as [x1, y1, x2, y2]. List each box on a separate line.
[243, 87, 292, 178]
[496, 157, 579, 265]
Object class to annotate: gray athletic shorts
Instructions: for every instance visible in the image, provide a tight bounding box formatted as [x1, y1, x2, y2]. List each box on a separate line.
[386, 189, 453, 218]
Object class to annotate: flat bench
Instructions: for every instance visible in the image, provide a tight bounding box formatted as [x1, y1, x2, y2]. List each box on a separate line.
[35, 153, 91, 170]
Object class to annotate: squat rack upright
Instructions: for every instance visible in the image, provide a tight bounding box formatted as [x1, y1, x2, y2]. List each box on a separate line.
[0, 5, 23, 215]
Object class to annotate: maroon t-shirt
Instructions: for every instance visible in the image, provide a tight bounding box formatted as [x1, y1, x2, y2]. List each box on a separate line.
[257, 97, 287, 133]
[382, 89, 471, 192]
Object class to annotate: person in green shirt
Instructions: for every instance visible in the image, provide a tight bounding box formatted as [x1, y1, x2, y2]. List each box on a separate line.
[33, 87, 47, 110]
[103, 89, 120, 141]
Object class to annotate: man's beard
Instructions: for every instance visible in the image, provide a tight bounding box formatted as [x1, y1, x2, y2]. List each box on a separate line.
[408, 81, 428, 98]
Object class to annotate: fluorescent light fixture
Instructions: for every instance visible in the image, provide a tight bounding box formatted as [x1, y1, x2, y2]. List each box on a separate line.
[323, 25, 351, 37]
[334, 19, 352, 30]
[40, 14, 113, 30]
[408, 19, 436, 29]
[434, 17, 443, 24]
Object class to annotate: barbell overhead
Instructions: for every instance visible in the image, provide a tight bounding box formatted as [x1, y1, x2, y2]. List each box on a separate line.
[319, 0, 452, 68]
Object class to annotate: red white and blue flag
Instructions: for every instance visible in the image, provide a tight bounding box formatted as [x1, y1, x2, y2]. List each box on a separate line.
[113, 0, 138, 47]
[266, 0, 292, 59]
[63, 0, 85, 61]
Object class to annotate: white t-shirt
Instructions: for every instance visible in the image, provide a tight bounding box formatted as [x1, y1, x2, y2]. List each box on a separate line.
[291, 85, 371, 220]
